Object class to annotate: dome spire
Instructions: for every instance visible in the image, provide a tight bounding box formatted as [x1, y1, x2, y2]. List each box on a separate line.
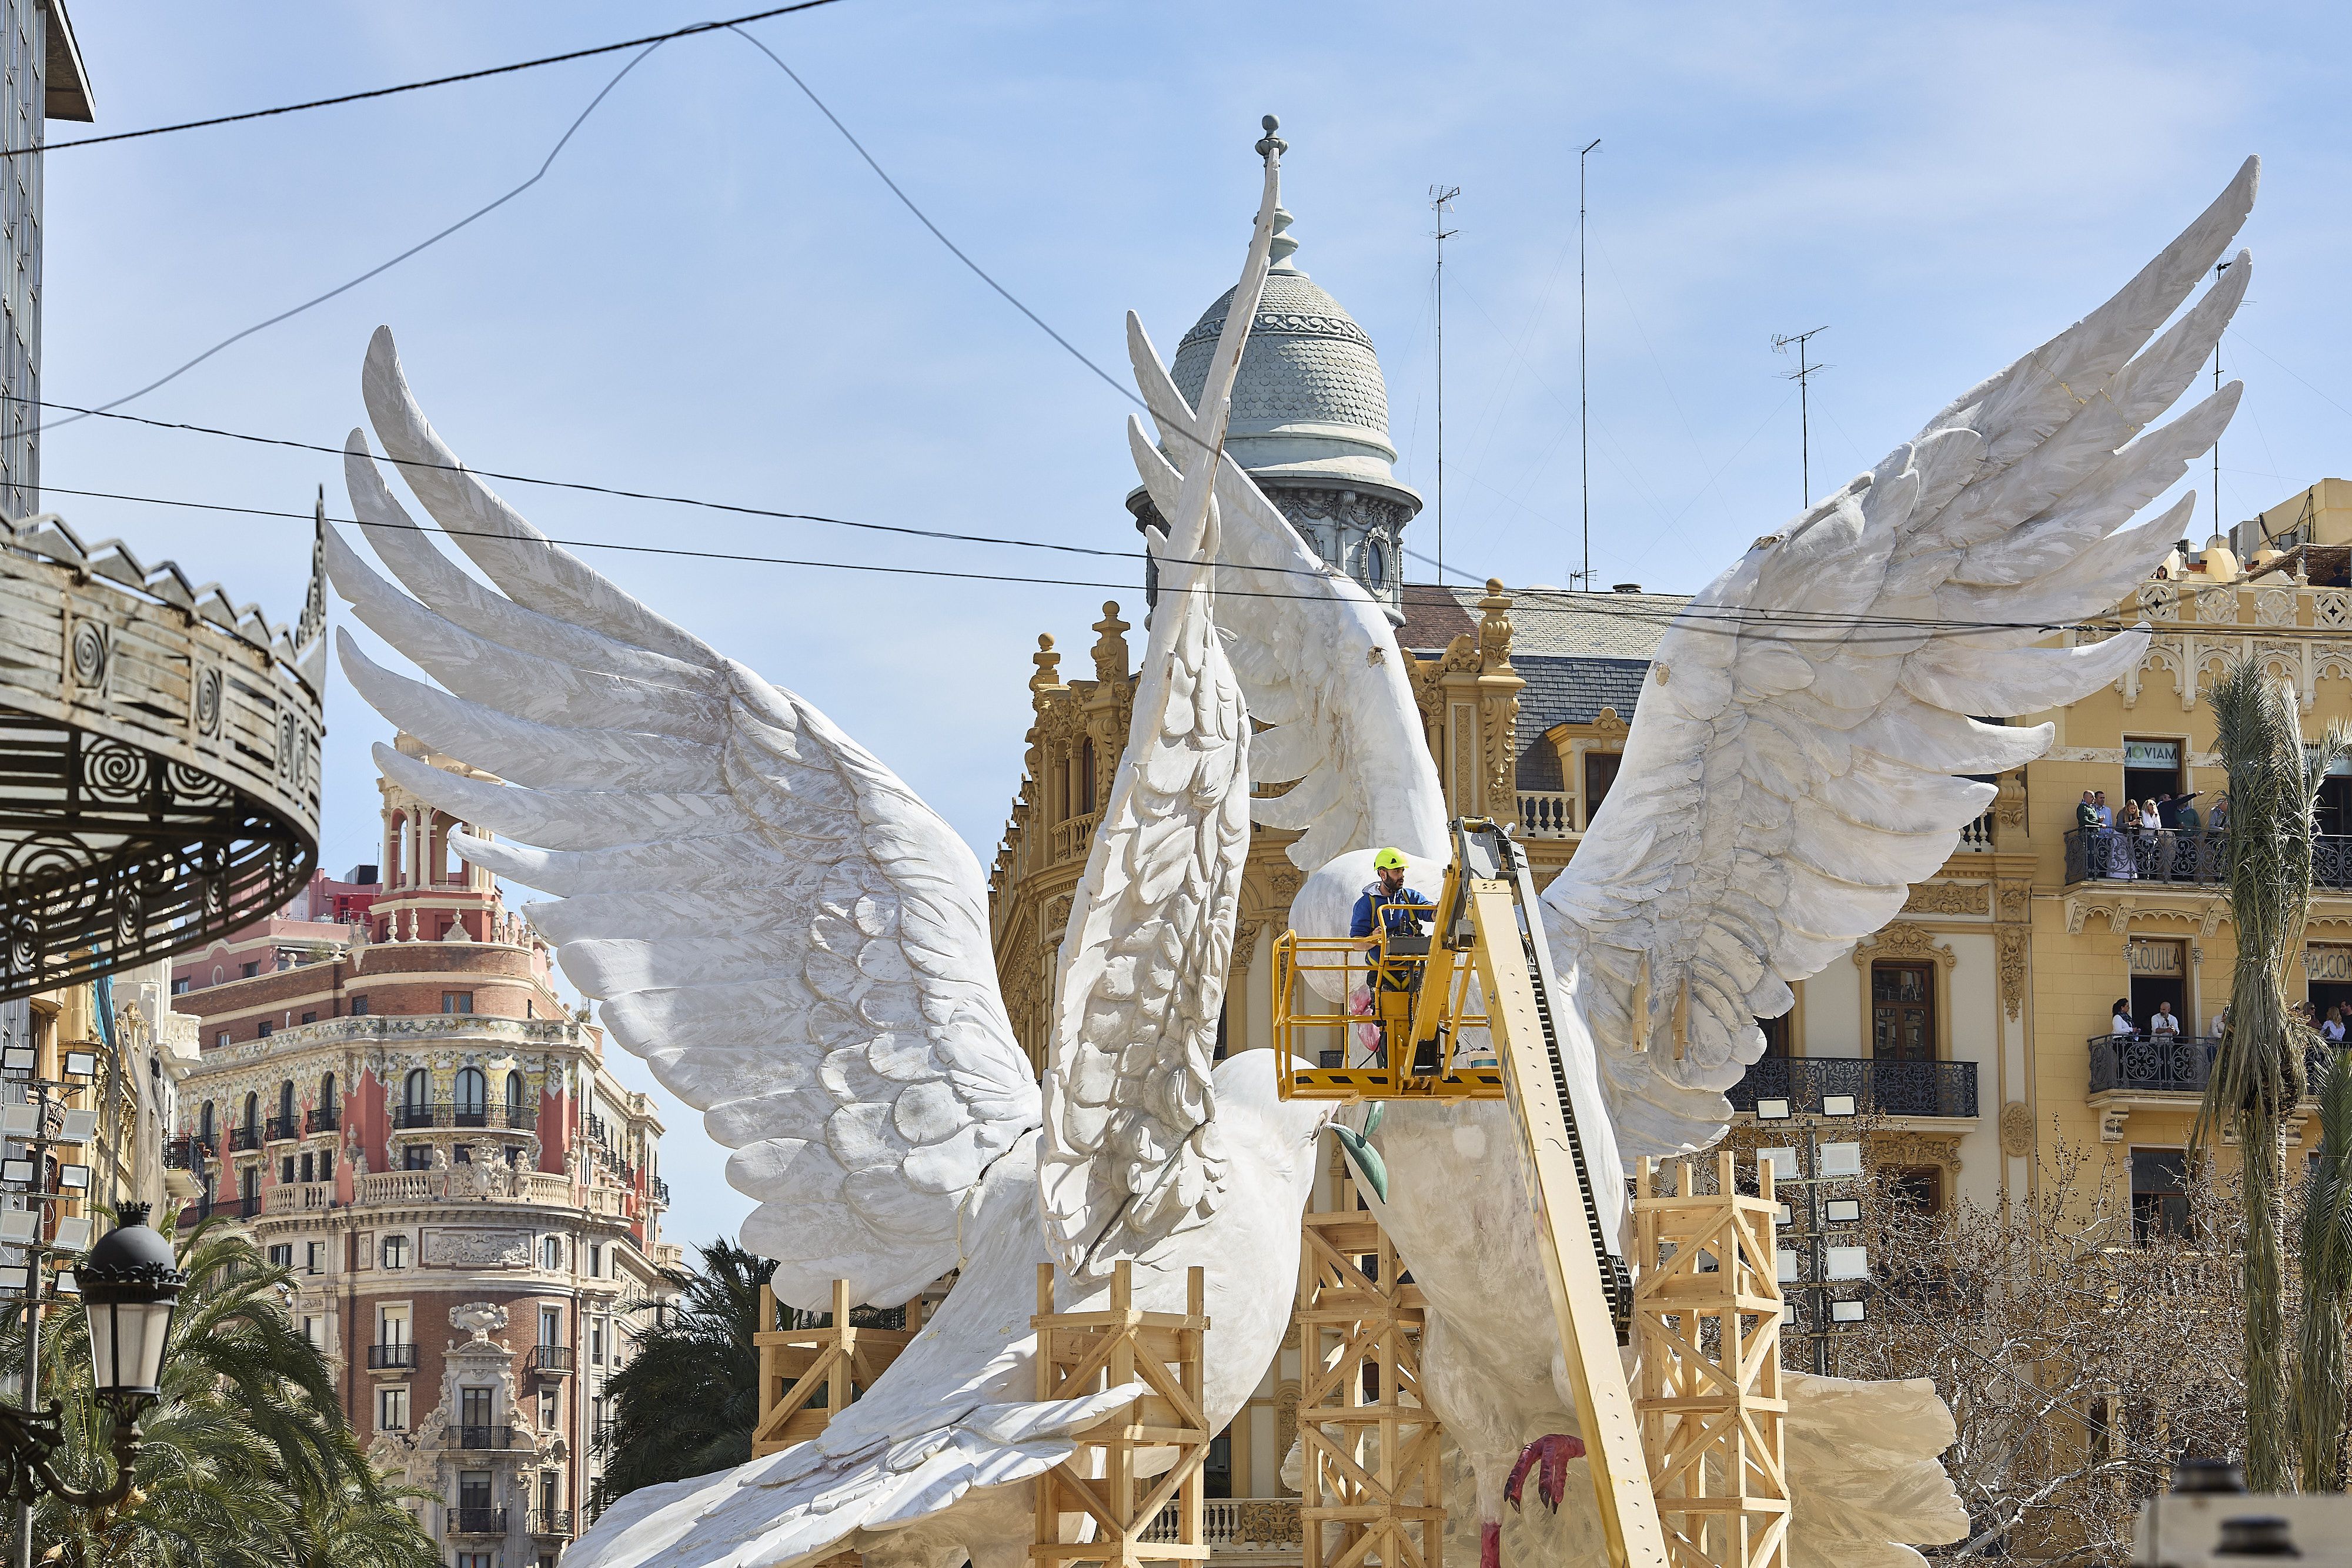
[1256, 115, 1300, 272]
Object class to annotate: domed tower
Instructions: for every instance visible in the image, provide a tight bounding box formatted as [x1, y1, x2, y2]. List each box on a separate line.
[1130, 181, 1422, 624]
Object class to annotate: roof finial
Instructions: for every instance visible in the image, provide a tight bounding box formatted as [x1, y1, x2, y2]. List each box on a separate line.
[1256, 115, 1298, 270]
[1255, 113, 1285, 162]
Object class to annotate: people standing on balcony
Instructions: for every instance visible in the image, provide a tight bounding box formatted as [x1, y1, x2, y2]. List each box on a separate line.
[2209, 794, 2230, 834]
[2177, 795, 2202, 835]
[2150, 1002, 2180, 1037]
[2112, 999, 2136, 1037]
[2141, 799, 2162, 877]
[2094, 791, 2113, 828]
[2213, 1002, 2230, 1038]
[2326, 1007, 2346, 1045]
[2077, 791, 2100, 833]
[2113, 800, 2141, 879]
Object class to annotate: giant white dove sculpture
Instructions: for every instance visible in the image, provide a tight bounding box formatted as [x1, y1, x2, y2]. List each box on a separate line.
[329, 122, 1335, 1568]
[1125, 156, 2260, 1568]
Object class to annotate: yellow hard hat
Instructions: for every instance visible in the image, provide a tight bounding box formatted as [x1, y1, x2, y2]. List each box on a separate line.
[1374, 848, 1408, 870]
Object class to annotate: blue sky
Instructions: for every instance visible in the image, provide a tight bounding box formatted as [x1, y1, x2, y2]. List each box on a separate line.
[42, 2, 2351, 1249]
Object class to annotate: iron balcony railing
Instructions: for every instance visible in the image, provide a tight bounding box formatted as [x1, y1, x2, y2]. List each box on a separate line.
[392, 1101, 537, 1132]
[366, 1343, 417, 1370]
[528, 1509, 574, 1537]
[1727, 1055, 1979, 1119]
[264, 1114, 299, 1142]
[532, 1345, 574, 1374]
[228, 1125, 260, 1152]
[450, 1425, 514, 1450]
[2057, 825, 2304, 887]
[163, 1136, 209, 1170]
[449, 1508, 506, 1534]
[305, 1107, 338, 1135]
[2089, 1034, 2337, 1096]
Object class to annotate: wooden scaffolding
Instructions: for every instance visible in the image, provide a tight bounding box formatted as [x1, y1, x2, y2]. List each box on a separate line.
[750, 1278, 923, 1458]
[1030, 1260, 1214, 1568]
[1631, 1152, 1790, 1568]
[1295, 1195, 1445, 1568]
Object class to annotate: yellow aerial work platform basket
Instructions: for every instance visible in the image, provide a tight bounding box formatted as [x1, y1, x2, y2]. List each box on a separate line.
[1270, 895, 1506, 1103]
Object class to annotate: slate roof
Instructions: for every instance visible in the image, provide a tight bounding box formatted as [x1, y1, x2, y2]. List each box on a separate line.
[1398, 584, 1688, 791]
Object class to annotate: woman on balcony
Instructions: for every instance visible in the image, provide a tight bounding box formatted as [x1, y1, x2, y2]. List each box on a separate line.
[2140, 798, 2162, 876]
[2112, 999, 2136, 1038]
[2111, 800, 2141, 879]
[2325, 1006, 2346, 1045]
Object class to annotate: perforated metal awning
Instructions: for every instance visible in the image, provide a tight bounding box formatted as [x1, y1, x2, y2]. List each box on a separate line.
[0, 507, 322, 1003]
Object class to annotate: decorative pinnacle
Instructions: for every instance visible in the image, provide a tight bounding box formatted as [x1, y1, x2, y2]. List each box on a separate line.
[1255, 113, 1285, 162]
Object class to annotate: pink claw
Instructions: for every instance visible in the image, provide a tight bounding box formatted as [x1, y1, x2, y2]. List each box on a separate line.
[1504, 1433, 1588, 1513]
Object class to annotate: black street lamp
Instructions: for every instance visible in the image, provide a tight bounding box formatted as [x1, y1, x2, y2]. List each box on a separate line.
[0, 1203, 185, 1518]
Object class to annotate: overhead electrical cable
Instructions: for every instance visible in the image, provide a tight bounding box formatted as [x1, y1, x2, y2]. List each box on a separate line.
[34, 477, 2167, 648]
[19, 1, 847, 156]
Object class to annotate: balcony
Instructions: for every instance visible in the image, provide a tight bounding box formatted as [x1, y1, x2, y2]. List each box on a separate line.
[449, 1508, 507, 1535]
[366, 1343, 418, 1370]
[2089, 1034, 2334, 1098]
[1518, 790, 1575, 840]
[2057, 825, 2296, 887]
[264, 1114, 299, 1143]
[305, 1107, 338, 1135]
[227, 1126, 260, 1152]
[528, 1509, 574, 1537]
[392, 1101, 537, 1132]
[650, 1176, 671, 1205]
[450, 1425, 514, 1450]
[1728, 1056, 1979, 1119]
[163, 1136, 211, 1171]
[532, 1345, 574, 1375]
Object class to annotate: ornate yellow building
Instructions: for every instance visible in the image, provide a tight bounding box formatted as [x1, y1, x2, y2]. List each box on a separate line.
[985, 161, 2352, 1514]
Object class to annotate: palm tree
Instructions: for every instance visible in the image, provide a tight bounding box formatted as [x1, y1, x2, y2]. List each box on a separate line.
[2200, 657, 2350, 1491]
[595, 1238, 776, 1510]
[4, 1210, 436, 1568]
[2296, 1041, 2352, 1490]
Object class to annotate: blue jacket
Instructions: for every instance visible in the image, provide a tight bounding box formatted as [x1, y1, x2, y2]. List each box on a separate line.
[1351, 882, 1433, 941]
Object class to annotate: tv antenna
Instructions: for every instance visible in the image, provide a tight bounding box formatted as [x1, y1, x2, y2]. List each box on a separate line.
[1576, 138, 1601, 593]
[2211, 258, 2233, 541]
[1431, 183, 1461, 583]
[1772, 325, 1830, 509]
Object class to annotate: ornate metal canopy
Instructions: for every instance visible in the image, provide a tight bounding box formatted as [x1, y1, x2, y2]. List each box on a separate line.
[0, 507, 323, 1004]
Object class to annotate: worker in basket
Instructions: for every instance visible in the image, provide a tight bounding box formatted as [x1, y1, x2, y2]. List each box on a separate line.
[1351, 848, 1435, 1069]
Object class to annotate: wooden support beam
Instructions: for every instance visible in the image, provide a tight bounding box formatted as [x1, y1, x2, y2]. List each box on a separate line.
[1031, 1260, 1213, 1568]
[1297, 1182, 1445, 1568]
[1633, 1153, 1790, 1568]
[750, 1279, 922, 1459]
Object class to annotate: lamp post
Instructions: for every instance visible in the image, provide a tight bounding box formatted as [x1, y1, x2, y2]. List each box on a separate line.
[1754, 1093, 1869, 1373]
[0, 1204, 183, 1564]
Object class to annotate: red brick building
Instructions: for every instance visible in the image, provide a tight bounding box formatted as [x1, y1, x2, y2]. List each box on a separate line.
[171, 735, 679, 1567]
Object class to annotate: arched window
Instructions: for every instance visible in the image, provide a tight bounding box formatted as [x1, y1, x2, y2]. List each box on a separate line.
[198, 1101, 215, 1142]
[403, 1068, 430, 1128]
[241, 1091, 258, 1132]
[455, 1066, 487, 1127]
[382, 1233, 410, 1270]
[278, 1079, 295, 1124]
[506, 1071, 526, 1124]
[1079, 740, 1097, 816]
[319, 1072, 335, 1132]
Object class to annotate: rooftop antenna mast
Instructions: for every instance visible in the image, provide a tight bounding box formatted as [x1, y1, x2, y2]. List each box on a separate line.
[1431, 183, 1461, 583]
[1576, 138, 1601, 593]
[1772, 325, 1830, 509]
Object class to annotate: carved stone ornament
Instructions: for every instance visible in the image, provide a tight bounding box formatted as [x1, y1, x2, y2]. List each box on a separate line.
[450, 1301, 509, 1342]
[1999, 1101, 2033, 1159]
[1851, 922, 1958, 971]
[423, 1229, 530, 1268]
[1902, 882, 1989, 916]
[1996, 928, 2029, 1021]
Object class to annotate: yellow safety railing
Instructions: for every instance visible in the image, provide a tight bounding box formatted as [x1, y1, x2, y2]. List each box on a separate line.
[1270, 897, 1504, 1102]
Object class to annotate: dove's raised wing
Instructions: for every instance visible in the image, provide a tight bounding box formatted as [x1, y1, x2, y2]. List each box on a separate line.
[1124, 327, 1448, 875]
[329, 327, 1039, 1306]
[1544, 158, 2258, 1163]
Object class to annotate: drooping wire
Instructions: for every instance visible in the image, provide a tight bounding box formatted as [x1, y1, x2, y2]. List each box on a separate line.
[19, 1, 847, 158]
